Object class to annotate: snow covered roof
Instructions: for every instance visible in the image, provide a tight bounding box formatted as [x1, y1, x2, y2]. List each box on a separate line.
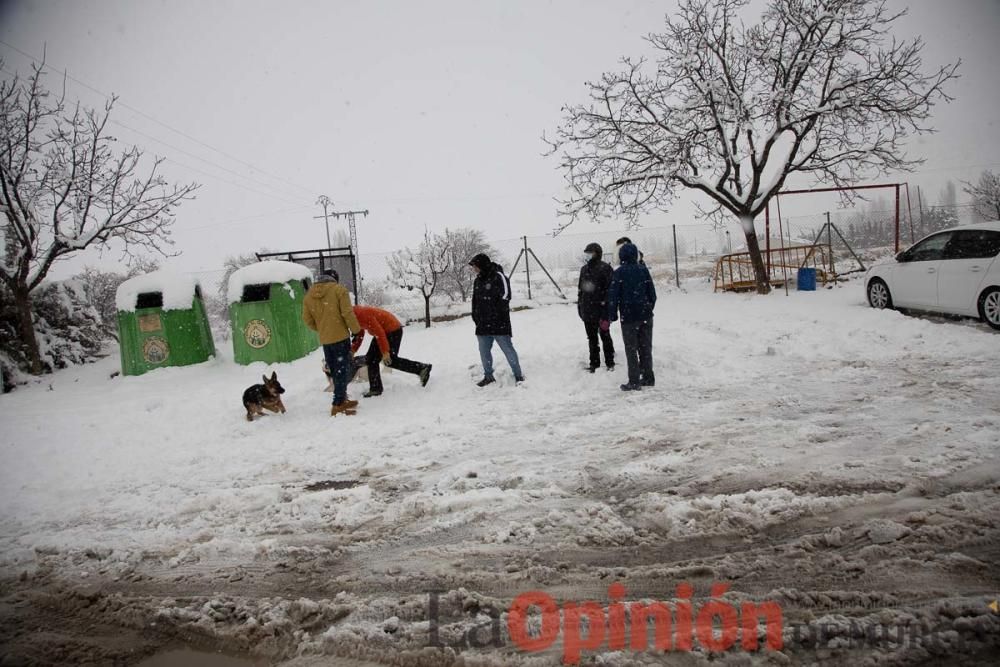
[226, 260, 313, 304]
[116, 271, 203, 313]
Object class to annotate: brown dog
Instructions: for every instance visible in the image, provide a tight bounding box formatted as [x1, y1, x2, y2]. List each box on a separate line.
[242, 372, 286, 422]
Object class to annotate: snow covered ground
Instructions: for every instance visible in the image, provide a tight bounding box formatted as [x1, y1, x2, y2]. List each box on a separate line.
[2, 279, 998, 665]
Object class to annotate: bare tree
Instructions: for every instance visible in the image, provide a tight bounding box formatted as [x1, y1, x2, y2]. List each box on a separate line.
[962, 170, 1000, 222]
[1, 60, 199, 373]
[547, 0, 958, 293]
[217, 251, 266, 297]
[387, 228, 452, 328]
[441, 227, 497, 302]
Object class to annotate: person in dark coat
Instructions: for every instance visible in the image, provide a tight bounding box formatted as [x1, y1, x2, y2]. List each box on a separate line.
[578, 242, 615, 372]
[606, 242, 656, 391]
[469, 253, 524, 386]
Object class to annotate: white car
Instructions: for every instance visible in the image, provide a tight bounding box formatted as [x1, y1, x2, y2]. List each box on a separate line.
[865, 221, 1000, 330]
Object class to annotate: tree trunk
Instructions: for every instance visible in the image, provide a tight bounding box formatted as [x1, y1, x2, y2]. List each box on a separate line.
[739, 215, 771, 295]
[424, 295, 432, 328]
[12, 287, 43, 374]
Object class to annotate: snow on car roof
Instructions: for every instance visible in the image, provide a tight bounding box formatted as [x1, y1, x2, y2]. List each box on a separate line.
[116, 270, 203, 313]
[951, 220, 1000, 232]
[226, 260, 313, 304]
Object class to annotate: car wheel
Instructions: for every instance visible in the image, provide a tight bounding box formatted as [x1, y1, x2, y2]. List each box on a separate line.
[867, 278, 893, 310]
[978, 287, 1000, 330]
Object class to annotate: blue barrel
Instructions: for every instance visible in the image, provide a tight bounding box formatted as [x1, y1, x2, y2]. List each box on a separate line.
[797, 267, 817, 291]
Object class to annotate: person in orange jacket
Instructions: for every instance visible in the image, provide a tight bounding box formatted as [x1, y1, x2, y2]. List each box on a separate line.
[350, 305, 432, 397]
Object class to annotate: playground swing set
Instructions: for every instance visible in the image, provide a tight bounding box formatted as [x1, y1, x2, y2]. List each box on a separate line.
[714, 182, 914, 292]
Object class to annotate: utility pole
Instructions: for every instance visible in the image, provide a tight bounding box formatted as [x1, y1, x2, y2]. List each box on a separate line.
[330, 208, 369, 301]
[917, 186, 925, 232]
[672, 224, 680, 289]
[523, 236, 532, 300]
[314, 195, 334, 249]
[826, 211, 834, 278]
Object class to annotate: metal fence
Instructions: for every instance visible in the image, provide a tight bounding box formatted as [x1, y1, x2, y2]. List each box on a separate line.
[186, 201, 978, 323]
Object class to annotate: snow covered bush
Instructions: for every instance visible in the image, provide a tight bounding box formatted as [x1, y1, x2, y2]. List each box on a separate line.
[359, 278, 395, 309]
[0, 280, 106, 391]
[75, 258, 161, 339]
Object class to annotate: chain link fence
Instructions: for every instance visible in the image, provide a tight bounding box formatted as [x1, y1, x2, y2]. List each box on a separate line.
[185, 201, 981, 325]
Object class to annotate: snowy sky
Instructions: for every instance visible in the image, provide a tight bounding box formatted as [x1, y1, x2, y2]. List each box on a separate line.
[1, 0, 998, 280]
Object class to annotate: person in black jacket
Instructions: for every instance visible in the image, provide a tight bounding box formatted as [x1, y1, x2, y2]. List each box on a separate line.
[578, 242, 615, 372]
[469, 253, 524, 386]
[606, 242, 656, 391]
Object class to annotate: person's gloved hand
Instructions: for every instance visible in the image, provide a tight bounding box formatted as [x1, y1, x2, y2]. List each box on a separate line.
[382, 353, 392, 367]
[600, 319, 611, 332]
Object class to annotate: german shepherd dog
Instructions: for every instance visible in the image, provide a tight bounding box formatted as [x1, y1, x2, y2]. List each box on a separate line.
[243, 372, 286, 422]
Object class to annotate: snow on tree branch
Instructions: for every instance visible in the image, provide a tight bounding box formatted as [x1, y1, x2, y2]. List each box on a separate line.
[387, 228, 453, 327]
[1, 59, 199, 373]
[1, 61, 200, 291]
[961, 170, 1000, 222]
[546, 0, 958, 293]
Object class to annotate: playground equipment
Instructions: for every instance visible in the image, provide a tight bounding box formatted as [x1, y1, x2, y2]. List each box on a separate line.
[715, 243, 834, 292]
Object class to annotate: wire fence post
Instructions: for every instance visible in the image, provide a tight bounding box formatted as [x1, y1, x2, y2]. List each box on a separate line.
[672, 224, 680, 289]
[826, 211, 834, 277]
[523, 236, 532, 300]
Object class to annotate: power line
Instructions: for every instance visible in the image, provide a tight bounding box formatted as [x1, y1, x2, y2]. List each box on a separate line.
[178, 204, 314, 233]
[110, 119, 309, 206]
[0, 61, 310, 206]
[0, 39, 321, 199]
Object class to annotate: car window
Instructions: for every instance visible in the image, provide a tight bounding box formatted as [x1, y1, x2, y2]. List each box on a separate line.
[906, 232, 952, 262]
[943, 229, 1000, 260]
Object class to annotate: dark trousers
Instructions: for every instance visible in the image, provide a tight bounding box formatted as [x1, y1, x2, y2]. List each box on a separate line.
[620, 318, 654, 386]
[322, 339, 352, 406]
[361, 328, 427, 393]
[583, 318, 615, 368]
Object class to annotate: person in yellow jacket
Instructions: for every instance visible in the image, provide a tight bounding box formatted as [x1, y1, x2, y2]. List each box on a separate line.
[303, 270, 362, 416]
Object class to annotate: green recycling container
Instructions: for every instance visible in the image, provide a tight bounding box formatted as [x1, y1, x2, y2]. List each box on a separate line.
[115, 272, 216, 376]
[228, 261, 318, 365]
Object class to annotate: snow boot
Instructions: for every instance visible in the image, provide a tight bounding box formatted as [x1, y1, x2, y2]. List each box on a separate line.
[477, 376, 496, 387]
[620, 383, 642, 392]
[420, 364, 432, 387]
[331, 403, 357, 416]
[363, 390, 382, 398]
